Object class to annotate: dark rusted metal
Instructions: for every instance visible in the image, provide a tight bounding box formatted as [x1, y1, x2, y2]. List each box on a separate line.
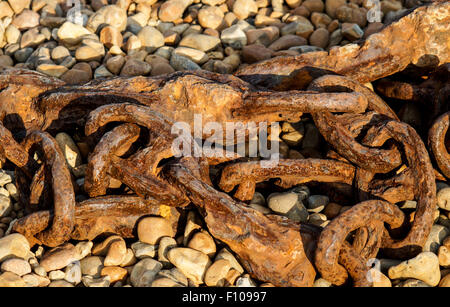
[363, 120, 436, 259]
[308, 75, 402, 173]
[12, 195, 180, 242]
[429, 112, 450, 178]
[235, 2, 449, 89]
[315, 200, 404, 286]
[21, 131, 76, 247]
[219, 159, 355, 201]
[0, 122, 29, 169]
[166, 158, 318, 287]
[85, 123, 141, 197]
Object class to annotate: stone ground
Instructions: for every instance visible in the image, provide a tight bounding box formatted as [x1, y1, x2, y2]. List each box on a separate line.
[0, 0, 449, 288]
[0, 0, 420, 82]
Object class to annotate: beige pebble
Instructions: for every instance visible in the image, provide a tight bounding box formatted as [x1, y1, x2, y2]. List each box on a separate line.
[215, 248, 244, 273]
[138, 216, 174, 245]
[369, 269, 391, 287]
[151, 276, 185, 287]
[48, 270, 65, 280]
[86, 5, 127, 33]
[82, 275, 111, 287]
[159, 0, 193, 22]
[437, 188, 450, 211]
[438, 245, 450, 268]
[105, 239, 127, 266]
[100, 25, 123, 49]
[183, 211, 203, 245]
[167, 247, 211, 285]
[439, 274, 450, 287]
[313, 278, 332, 287]
[100, 266, 128, 283]
[157, 267, 188, 286]
[388, 252, 441, 287]
[64, 261, 81, 285]
[236, 274, 257, 287]
[224, 268, 241, 286]
[22, 273, 50, 287]
[80, 256, 104, 277]
[40, 243, 76, 272]
[74, 241, 93, 261]
[0, 271, 25, 287]
[55, 133, 83, 170]
[48, 280, 74, 287]
[93, 237, 120, 257]
[119, 248, 137, 267]
[130, 258, 163, 287]
[1, 258, 31, 276]
[158, 236, 177, 267]
[233, 0, 258, 20]
[204, 259, 232, 286]
[130, 241, 157, 259]
[187, 231, 216, 257]
[36, 64, 69, 78]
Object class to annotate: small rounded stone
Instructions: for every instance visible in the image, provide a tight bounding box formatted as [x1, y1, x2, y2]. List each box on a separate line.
[187, 231, 216, 257]
[137, 217, 174, 245]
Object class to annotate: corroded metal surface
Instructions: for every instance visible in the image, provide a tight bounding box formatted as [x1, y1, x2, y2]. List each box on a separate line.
[12, 196, 180, 242]
[0, 69, 367, 135]
[219, 159, 356, 201]
[21, 131, 75, 247]
[316, 200, 404, 286]
[429, 112, 450, 178]
[235, 2, 450, 89]
[166, 158, 318, 287]
[85, 123, 141, 197]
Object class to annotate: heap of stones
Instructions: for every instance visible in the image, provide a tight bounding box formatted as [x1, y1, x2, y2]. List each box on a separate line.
[0, 0, 416, 84]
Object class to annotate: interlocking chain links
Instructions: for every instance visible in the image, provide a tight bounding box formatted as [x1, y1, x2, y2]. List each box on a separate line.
[316, 118, 436, 285]
[354, 116, 415, 204]
[0, 68, 441, 286]
[306, 75, 399, 120]
[12, 195, 179, 242]
[429, 112, 450, 178]
[165, 157, 318, 287]
[373, 120, 436, 258]
[315, 200, 404, 286]
[85, 123, 140, 197]
[235, 2, 450, 87]
[20, 131, 76, 247]
[348, 117, 436, 259]
[309, 75, 402, 174]
[312, 111, 403, 173]
[309, 74, 436, 284]
[84, 103, 190, 207]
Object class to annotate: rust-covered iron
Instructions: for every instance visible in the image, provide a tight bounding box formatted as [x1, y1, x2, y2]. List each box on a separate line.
[235, 2, 449, 89]
[218, 159, 356, 201]
[0, 2, 447, 287]
[166, 157, 319, 287]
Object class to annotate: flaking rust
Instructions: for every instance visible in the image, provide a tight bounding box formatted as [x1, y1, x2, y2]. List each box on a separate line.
[0, 2, 448, 287]
[235, 2, 449, 89]
[429, 112, 450, 179]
